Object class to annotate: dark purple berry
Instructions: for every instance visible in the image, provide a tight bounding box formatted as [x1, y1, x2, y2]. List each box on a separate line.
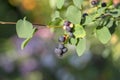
[101, 2, 107, 7]
[58, 43, 64, 49]
[91, 0, 98, 6]
[69, 32, 74, 38]
[54, 47, 63, 54]
[64, 21, 71, 26]
[66, 26, 72, 32]
[58, 36, 65, 42]
[62, 47, 68, 53]
[82, 13, 88, 17]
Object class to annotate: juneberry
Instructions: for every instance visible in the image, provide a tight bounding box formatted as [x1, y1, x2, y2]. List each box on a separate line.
[91, 0, 98, 6]
[64, 21, 71, 26]
[54, 47, 63, 54]
[58, 43, 64, 49]
[58, 36, 65, 42]
[101, 2, 107, 7]
[66, 26, 72, 32]
[62, 47, 68, 53]
[69, 32, 74, 38]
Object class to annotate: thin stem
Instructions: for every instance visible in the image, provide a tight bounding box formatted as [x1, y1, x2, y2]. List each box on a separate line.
[0, 21, 63, 29]
[0, 21, 16, 25]
[0, 21, 47, 27]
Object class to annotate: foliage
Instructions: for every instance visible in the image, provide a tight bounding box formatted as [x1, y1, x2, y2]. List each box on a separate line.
[15, 0, 120, 56]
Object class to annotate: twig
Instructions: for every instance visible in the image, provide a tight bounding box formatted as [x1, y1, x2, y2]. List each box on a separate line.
[0, 21, 63, 29]
[0, 21, 16, 25]
[0, 21, 47, 28]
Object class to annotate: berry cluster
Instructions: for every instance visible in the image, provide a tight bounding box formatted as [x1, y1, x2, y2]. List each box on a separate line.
[63, 21, 74, 38]
[54, 21, 74, 56]
[54, 36, 68, 56]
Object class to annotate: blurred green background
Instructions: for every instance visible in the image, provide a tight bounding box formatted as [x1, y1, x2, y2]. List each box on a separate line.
[0, 0, 120, 80]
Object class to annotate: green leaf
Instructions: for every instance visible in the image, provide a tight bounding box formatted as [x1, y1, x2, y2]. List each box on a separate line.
[73, 0, 83, 8]
[66, 5, 81, 24]
[21, 38, 31, 50]
[97, 7, 106, 15]
[76, 38, 86, 56]
[16, 17, 36, 38]
[106, 19, 114, 28]
[49, 18, 63, 27]
[96, 27, 111, 44]
[84, 15, 94, 25]
[73, 24, 86, 38]
[70, 38, 78, 45]
[52, 11, 60, 21]
[56, 0, 64, 9]
[108, 9, 120, 17]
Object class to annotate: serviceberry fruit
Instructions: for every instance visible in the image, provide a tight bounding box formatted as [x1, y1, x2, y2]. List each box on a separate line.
[82, 13, 88, 17]
[58, 43, 64, 49]
[69, 32, 74, 38]
[101, 2, 107, 7]
[66, 26, 72, 32]
[64, 21, 71, 26]
[58, 36, 65, 42]
[62, 47, 68, 53]
[54, 47, 63, 55]
[91, 0, 98, 6]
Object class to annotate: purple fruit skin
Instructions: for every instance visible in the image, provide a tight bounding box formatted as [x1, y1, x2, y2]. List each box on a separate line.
[58, 44, 64, 49]
[54, 47, 62, 54]
[66, 26, 72, 32]
[64, 21, 71, 26]
[62, 47, 68, 53]
[91, 0, 98, 6]
[58, 36, 65, 42]
[69, 32, 74, 38]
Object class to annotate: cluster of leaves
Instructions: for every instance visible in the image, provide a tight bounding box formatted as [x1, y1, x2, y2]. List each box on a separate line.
[16, 0, 120, 56]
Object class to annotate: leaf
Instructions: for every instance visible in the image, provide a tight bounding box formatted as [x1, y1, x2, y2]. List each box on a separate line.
[49, 18, 64, 27]
[73, 0, 83, 8]
[96, 27, 111, 44]
[97, 7, 106, 15]
[70, 38, 78, 45]
[66, 5, 81, 24]
[21, 38, 31, 50]
[16, 17, 36, 38]
[84, 15, 94, 25]
[76, 38, 86, 56]
[56, 0, 64, 9]
[73, 24, 86, 38]
[52, 11, 60, 21]
[106, 19, 114, 28]
[108, 9, 120, 17]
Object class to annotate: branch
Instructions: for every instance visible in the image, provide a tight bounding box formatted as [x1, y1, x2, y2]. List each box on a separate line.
[0, 21, 16, 25]
[0, 21, 47, 29]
